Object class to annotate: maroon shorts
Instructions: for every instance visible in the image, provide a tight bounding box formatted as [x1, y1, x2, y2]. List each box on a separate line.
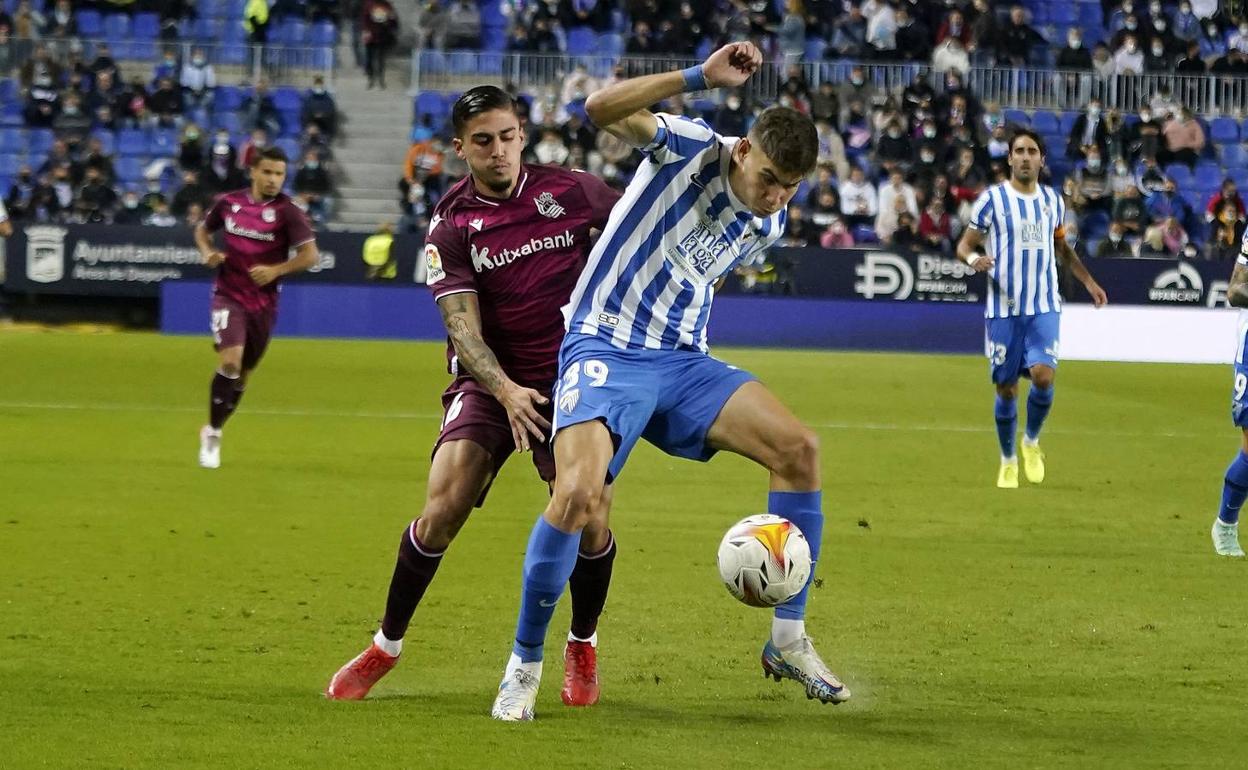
[433, 376, 555, 506]
[210, 296, 276, 371]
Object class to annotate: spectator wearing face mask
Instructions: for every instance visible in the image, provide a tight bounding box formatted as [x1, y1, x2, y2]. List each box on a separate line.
[875, 168, 919, 245]
[1068, 100, 1108, 160]
[1058, 28, 1093, 69]
[1232, 23, 1248, 55]
[1172, 3, 1201, 44]
[1200, 20, 1228, 60]
[114, 190, 144, 225]
[1128, 106, 1162, 160]
[1207, 202, 1246, 260]
[1206, 179, 1246, 223]
[180, 48, 216, 111]
[838, 166, 877, 230]
[1114, 34, 1145, 74]
[1144, 35, 1172, 71]
[1096, 221, 1134, 257]
[997, 5, 1044, 67]
[1073, 148, 1113, 214]
[713, 92, 749, 136]
[302, 75, 338, 138]
[1160, 107, 1205, 168]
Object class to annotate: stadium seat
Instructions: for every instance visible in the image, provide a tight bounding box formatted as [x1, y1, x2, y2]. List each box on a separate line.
[1222, 143, 1246, 168]
[1165, 164, 1193, 187]
[77, 9, 103, 37]
[272, 87, 302, 112]
[1051, 5, 1077, 24]
[1210, 117, 1239, 144]
[481, 26, 507, 51]
[90, 129, 116, 155]
[214, 112, 243, 134]
[28, 129, 53, 155]
[851, 224, 879, 245]
[115, 157, 145, 183]
[1232, 168, 1248, 191]
[1031, 110, 1060, 134]
[215, 86, 244, 112]
[1059, 111, 1078, 136]
[1182, 189, 1206, 212]
[804, 37, 826, 62]
[0, 79, 16, 103]
[566, 26, 596, 56]
[133, 12, 160, 38]
[218, 44, 248, 65]
[415, 91, 445, 120]
[0, 102, 23, 127]
[1195, 161, 1223, 187]
[104, 13, 132, 40]
[310, 21, 337, 46]
[0, 154, 21, 177]
[419, 50, 448, 74]
[118, 129, 148, 156]
[0, 128, 21, 154]
[1003, 109, 1029, 126]
[276, 137, 300, 161]
[150, 128, 179, 154]
[600, 32, 625, 58]
[193, 18, 224, 43]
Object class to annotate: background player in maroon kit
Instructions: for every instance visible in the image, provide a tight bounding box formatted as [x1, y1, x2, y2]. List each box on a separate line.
[327, 86, 621, 707]
[194, 147, 319, 468]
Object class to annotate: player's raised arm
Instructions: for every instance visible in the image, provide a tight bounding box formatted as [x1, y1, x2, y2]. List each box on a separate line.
[436, 291, 550, 452]
[1055, 233, 1108, 307]
[584, 42, 763, 148]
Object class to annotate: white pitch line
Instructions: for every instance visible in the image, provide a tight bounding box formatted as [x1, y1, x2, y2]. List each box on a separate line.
[0, 400, 1213, 440]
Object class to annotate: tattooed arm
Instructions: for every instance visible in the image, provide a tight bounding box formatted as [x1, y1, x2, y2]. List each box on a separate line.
[1056, 234, 1108, 307]
[437, 291, 550, 451]
[1228, 262, 1248, 308]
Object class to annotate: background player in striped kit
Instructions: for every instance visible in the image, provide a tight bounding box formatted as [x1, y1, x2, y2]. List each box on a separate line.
[490, 43, 849, 722]
[956, 129, 1107, 489]
[1211, 236, 1248, 557]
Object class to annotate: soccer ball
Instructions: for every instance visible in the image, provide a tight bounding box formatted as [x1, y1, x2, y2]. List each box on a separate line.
[716, 514, 812, 607]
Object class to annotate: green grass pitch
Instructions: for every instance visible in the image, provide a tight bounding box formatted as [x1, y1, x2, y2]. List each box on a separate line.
[1, 329, 1245, 768]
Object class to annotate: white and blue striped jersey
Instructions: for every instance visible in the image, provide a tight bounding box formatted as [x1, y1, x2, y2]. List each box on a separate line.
[1236, 239, 1248, 366]
[563, 113, 786, 351]
[968, 182, 1066, 319]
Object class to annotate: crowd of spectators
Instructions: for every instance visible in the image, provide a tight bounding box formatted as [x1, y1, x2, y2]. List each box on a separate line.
[3, 35, 340, 227]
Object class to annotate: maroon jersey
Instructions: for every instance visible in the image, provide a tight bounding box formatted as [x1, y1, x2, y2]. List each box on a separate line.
[424, 164, 620, 388]
[203, 190, 315, 313]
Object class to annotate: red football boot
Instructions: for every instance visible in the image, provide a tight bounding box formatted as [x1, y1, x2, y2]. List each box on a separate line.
[325, 644, 399, 700]
[560, 638, 600, 706]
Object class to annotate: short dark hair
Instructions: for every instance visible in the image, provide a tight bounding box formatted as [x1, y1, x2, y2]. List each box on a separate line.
[251, 146, 288, 167]
[749, 106, 818, 176]
[451, 85, 519, 136]
[1008, 127, 1046, 157]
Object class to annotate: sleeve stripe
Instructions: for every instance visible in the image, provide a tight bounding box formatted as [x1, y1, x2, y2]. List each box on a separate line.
[290, 237, 316, 249]
[432, 288, 478, 301]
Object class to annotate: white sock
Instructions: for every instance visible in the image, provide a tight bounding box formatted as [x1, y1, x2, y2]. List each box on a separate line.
[1023, 435, 1039, 447]
[374, 629, 402, 657]
[568, 631, 598, 647]
[771, 617, 805, 648]
[1001, 454, 1016, 463]
[505, 651, 543, 675]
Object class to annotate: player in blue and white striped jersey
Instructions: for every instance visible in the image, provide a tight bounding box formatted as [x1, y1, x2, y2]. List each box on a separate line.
[1210, 234, 1248, 557]
[957, 128, 1107, 490]
[491, 42, 850, 722]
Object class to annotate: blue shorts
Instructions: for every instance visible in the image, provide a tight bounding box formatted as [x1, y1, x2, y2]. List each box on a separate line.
[984, 312, 1060, 385]
[552, 333, 756, 482]
[1231, 363, 1248, 428]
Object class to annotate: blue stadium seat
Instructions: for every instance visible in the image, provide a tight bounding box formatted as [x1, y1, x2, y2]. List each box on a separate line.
[218, 44, 248, 66]
[130, 41, 158, 61]
[193, 18, 224, 42]
[150, 128, 179, 153]
[104, 13, 132, 39]
[481, 26, 507, 51]
[214, 112, 243, 134]
[851, 224, 879, 245]
[566, 26, 596, 56]
[1195, 160, 1223, 186]
[198, 0, 224, 18]
[272, 87, 302, 112]
[415, 91, 445, 120]
[1166, 164, 1193, 187]
[1051, 5, 1077, 24]
[1211, 117, 1239, 144]
[600, 32, 625, 58]
[1031, 110, 1060, 134]
[0, 102, 23, 127]
[276, 137, 300, 160]
[0, 78, 16, 103]
[0, 154, 21, 177]
[419, 50, 448, 74]
[118, 129, 148, 156]
[133, 12, 160, 38]
[1078, 4, 1102, 27]
[222, 23, 247, 44]
[90, 129, 116, 155]
[116, 157, 145, 183]
[0, 128, 21, 153]
[309, 21, 337, 46]
[309, 47, 335, 69]
[803, 37, 826, 62]
[1059, 111, 1078, 136]
[28, 129, 53, 155]
[1222, 143, 1246, 167]
[1232, 168, 1248, 191]
[1003, 109, 1029, 126]
[1182, 189, 1205, 212]
[215, 85, 244, 112]
[77, 9, 103, 37]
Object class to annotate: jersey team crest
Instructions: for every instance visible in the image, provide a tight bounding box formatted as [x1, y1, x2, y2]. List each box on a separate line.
[262, 208, 276, 223]
[535, 192, 565, 219]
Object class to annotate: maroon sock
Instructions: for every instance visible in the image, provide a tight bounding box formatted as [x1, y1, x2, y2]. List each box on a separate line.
[379, 519, 445, 641]
[568, 531, 616, 640]
[209, 372, 239, 429]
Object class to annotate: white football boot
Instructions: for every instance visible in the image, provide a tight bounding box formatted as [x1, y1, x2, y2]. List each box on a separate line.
[1212, 519, 1245, 557]
[491, 653, 542, 721]
[198, 425, 222, 469]
[761, 635, 850, 704]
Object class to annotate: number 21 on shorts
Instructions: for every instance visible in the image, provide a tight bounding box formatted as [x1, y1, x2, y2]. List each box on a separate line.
[211, 309, 230, 346]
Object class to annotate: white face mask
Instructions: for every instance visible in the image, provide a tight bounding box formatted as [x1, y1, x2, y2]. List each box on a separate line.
[1126, 42, 1138, 53]
[920, 152, 935, 163]
[1152, 45, 1165, 56]
[923, 127, 937, 138]
[1088, 158, 1102, 170]
[1069, 37, 1081, 48]
[1110, 232, 1122, 242]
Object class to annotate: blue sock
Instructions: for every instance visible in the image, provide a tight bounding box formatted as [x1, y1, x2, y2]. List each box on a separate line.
[994, 395, 1017, 459]
[512, 517, 581, 663]
[1025, 384, 1054, 442]
[771, 491, 823, 621]
[1219, 451, 1248, 525]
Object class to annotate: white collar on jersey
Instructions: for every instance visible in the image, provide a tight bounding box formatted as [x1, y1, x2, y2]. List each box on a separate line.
[473, 170, 529, 207]
[718, 138, 757, 222]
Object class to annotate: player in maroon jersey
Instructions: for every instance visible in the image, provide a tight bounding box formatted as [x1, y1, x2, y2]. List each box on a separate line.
[326, 86, 621, 707]
[194, 146, 319, 469]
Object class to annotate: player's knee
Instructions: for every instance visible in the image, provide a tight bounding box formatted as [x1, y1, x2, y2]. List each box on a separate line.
[548, 475, 601, 532]
[420, 496, 473, 545]
[1031, 368, 1055, 389]
[774, 426, 820, 485]
[995, 383, 1018, 400]
[220, 361, 241, 378]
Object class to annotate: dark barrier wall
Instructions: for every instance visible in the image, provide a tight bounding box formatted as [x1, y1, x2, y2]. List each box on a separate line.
[6, 226, 1234, 308]
[4, 224, 422, 296]
[162, 281, 986, 354]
